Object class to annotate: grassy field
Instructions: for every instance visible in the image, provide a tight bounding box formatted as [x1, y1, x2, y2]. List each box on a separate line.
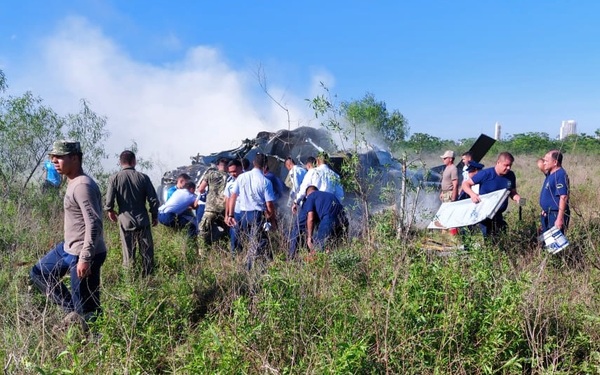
[1, 153, 600, 374]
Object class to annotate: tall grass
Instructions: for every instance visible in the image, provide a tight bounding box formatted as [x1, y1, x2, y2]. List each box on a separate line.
[1, 153, 600, 374]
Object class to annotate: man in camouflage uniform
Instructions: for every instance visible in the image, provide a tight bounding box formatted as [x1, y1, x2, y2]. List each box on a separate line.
[198, 158, 229, 246]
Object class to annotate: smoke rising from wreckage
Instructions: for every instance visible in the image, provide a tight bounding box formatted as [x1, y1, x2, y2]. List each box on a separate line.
[158, 127, 445, 210]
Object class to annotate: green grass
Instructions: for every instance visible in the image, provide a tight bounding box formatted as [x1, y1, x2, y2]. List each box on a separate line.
[2, 154, 600, 374]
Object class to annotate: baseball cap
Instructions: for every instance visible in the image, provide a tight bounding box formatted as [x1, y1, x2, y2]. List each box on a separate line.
[440, 150, 455, 159]
[49, 140, 81, 156]
[466, 161, 484, 172]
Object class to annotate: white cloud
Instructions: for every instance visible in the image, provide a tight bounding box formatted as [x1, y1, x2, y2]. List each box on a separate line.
[12, 16, 318, 183]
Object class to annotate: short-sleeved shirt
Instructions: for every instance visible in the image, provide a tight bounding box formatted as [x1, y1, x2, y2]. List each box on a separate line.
[264, 171, 285, 200]
[540, 168, 569, 212]
[303, 190, 345, 224]
[441, 164, 458, 192]
[223, 177, 241, 214]
[471, 167, 516, 213]
[231, 168, 275, 212]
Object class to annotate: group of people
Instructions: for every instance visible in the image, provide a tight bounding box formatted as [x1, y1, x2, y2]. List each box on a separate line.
[29, 141, 350, 328]
[438, 149, 570, 240]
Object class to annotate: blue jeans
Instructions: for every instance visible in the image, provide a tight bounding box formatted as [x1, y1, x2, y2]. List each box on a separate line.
[30, 242, 106, 319]
[230, 212, 242, 255]
[159, 212, 198, 238]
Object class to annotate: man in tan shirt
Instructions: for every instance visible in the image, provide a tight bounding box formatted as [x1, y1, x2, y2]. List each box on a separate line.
[440, 150, 458, 202]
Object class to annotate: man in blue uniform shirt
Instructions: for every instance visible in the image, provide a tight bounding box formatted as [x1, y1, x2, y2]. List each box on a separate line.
[539, 150, 570, 233]
[304, 185, 348, 252]
[461, 152, 521, 239]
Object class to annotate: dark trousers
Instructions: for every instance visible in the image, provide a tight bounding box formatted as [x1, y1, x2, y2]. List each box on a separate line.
[238, 211, 269, 270]
[159, 212, 198, 238]
[119, 225, 154, 276]
[288, 219, 306, 260]
[478, 214, 507, 239]
[541, 209, 570, 233]
[313, 215, 348, 251]
[230, 212, 242, 255]
[30, 242, 106, 320]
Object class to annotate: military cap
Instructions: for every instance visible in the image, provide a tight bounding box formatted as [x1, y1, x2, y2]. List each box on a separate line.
[49, 140, 81, 156]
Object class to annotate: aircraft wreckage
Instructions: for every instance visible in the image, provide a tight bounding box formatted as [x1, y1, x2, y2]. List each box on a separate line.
[158, 126, 495, 227]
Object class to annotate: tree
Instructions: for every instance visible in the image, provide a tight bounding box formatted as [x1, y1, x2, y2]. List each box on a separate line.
[0, 70, 110, 194]
[405, 133, 444, 153]
[341, 93, 408, 151]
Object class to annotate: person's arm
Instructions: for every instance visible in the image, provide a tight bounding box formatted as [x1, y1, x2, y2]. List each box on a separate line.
[226, 192, 238, 227]
[451, 179, 458, 201]
[146, 176, 160, 226]
[555, 194, 568, 230]
[198, 180, 208, 194]
[104, 175, 118, 222]
[75, 183, 103, 277]
[265, 201, 277, 230]
[461, 178, 480, 203]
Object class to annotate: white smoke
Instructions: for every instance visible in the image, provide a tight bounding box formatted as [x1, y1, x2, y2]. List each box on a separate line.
[7, 16, 327, 183]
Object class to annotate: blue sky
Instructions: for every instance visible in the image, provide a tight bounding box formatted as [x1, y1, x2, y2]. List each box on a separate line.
[1, 1, 599, 174]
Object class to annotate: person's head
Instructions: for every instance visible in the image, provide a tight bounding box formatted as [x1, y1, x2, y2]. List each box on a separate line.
[217, 157, 228, 172]
[253, 153, 267, 169]
[440, 150, 455, 166]
[227, 159, 243, 179]
[306, 185, 318, 196]
[494, 152, 515, 176]
[305, 156, 316, 169]
[285, 156, 295, 171]
[543, 150, 563, 173]
[119, 150, 136, 167]
[466, 161, 484, 179]
[316, 152, 329, 166]
[537, 158, 545, 174]
[183, 180, 196, 193]
[461, 151, 472, 166]
[48, 140, 83, 178]
[176, 173, 191, 188]
[241, 158, 251, 172]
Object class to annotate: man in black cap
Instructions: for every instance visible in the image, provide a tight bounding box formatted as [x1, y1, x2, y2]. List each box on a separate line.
[30, 140, 107, 328]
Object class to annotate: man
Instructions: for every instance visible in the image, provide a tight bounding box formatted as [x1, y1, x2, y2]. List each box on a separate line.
[304, 186, 348, 252]
[294, 153, 344, 212]
[30, 140, 107, 325]
[223, 159, 243, 254]
[263, 163, 286, 202]
[105, 150, 159, 276]
[158, 181, 199, 238]
[440, 150, 458, 203]
[226, 154, 277, 270]
[457, 161, 484, 200]
[284, 157, 307, 207]
[166, 173, 191, 201]
[539, 150, 570, 233]
[460, 151, 473, 183]
[198, 158, 229, 245]
[292, 156, 317, 213]
[461, 152, 521, 238]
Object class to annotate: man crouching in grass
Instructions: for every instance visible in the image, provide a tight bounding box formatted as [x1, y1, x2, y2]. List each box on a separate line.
[29, 140, 107, 330]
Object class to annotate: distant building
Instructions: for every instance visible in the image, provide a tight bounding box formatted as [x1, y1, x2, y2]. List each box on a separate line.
[494, 122, 501, 141]
[560, 120, 577, 140]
